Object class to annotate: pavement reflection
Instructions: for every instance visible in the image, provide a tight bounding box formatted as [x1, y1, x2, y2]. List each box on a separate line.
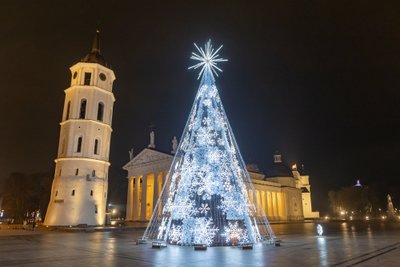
[0, 221, 399, 266]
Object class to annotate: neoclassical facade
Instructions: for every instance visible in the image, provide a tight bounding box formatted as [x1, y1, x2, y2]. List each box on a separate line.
[123, 136, 319, 222]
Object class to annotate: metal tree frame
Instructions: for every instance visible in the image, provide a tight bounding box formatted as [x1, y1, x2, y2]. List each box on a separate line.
[143, 40, 275, 247]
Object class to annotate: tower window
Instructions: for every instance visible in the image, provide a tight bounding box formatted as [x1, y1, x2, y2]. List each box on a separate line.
[84, 72, 91, 85]
[75, 168, 79, 176]
[72, 190, 75, 196]
[55, 190, 58, 196]
[99, 73, 106, 81]
[97, 102, 104, 121]
[90, 190, 93, 196]
[94, 139, 99, 155]
[92, 170, 96, 177]
[79, 99, 87, 119]
[95, 205, 98, 214]
[65, 101, 71, 120]
[77, 137, 83, 152]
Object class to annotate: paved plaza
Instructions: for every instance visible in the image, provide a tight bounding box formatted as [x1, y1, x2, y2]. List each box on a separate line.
[0, 221, 399, 266]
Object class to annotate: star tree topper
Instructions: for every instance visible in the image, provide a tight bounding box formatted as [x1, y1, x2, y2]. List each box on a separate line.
[188, 39, 228, 80]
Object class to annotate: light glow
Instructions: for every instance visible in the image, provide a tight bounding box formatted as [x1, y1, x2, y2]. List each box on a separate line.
[317, 224, 323, 236]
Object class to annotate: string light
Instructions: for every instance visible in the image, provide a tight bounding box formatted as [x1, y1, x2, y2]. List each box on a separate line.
[143, 40, 275, 246]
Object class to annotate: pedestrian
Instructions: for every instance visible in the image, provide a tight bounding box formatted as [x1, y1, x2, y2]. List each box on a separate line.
[32, 220, 36, 231]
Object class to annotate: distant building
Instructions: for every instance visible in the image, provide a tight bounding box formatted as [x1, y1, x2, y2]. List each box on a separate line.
[45, 30, 116, 226]
[123, 133, 319, 222]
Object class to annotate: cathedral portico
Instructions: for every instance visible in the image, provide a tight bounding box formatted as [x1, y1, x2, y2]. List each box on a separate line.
[123, 147, 172, 221]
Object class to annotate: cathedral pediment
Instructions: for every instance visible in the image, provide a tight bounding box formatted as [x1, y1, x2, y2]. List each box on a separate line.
[123, 148, 173, 170]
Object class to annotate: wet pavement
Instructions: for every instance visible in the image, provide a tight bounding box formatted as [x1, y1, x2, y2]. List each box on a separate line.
[0, 221, 399, 266]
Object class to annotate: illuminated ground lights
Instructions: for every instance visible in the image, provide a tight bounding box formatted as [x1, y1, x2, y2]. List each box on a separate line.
[143, 40, 275, 247]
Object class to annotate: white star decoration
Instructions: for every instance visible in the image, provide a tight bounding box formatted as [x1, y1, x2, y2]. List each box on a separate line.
[188, 40, 228, 80]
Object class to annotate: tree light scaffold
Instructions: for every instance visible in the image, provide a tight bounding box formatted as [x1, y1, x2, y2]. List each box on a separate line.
[143, 40, 275, 246]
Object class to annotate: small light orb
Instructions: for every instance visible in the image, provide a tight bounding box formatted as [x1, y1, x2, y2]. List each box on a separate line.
[317, 224, 323, 236]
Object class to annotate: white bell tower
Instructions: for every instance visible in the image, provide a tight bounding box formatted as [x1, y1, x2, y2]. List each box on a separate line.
[45, 30, 116, 226]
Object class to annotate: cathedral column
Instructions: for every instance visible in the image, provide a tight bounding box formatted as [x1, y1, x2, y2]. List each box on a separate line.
[261, 191, 267, 215]
[159, 171, 164, 194]
[272, 192, 277, 219]
[264, 191, 269, 217]
[255, 190, 261, 216]
[153, 171, 159, 210]
[278, 192, 286, 220]
[274, 192, 280, 220]
[158, 171, 167, 216]
[133, 176, 140, 220]
[253, 190, 258, 215]
[126, 177, 134, 220]
[140, 174, 148, 221]
[266, 191, 270, 217]
[162, 171, 168, 188]
[268, 192, 274, 219]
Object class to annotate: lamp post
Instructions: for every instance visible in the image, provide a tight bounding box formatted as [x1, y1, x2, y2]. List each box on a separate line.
[105, 203, 112, 226]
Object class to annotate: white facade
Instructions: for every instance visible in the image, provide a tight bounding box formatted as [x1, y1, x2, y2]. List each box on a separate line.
[292, 170, 320, 218]
[45, 32, 115, 226]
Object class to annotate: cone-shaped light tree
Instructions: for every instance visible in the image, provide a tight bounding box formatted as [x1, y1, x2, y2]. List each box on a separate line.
[143, 40, 275, 246]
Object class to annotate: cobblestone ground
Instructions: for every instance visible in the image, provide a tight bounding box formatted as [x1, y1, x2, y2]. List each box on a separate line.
[0, 221, 399, 266]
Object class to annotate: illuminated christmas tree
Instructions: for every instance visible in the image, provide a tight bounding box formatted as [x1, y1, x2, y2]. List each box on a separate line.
[143, 40, 275, 246]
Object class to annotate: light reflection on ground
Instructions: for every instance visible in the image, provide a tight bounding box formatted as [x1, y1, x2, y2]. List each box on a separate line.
[0, 221, 400, 266]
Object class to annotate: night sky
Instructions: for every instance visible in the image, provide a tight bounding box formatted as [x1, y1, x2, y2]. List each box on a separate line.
[1, 1, 399, 213]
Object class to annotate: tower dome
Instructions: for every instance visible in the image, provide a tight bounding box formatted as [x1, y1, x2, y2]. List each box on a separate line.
[266, 151, 293, 177]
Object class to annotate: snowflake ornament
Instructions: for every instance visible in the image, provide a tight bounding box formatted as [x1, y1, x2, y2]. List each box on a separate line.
[199, 203, 210, 214]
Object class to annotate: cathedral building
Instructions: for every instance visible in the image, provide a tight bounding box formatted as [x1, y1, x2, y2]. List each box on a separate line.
[45, 31, 116, 226]
[123, 133, 319, 222]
